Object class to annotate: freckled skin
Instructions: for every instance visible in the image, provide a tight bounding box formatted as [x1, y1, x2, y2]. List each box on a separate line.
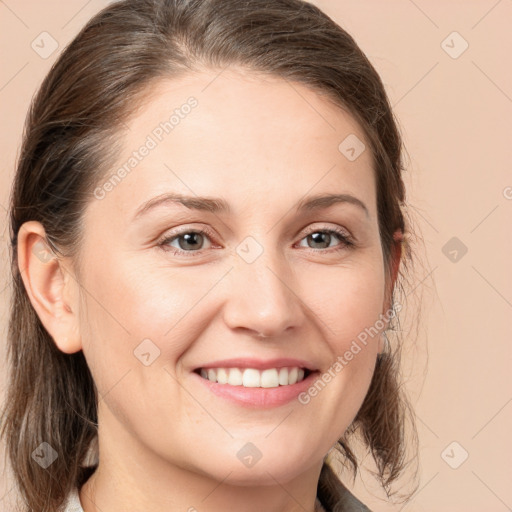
[20, 68, 397, 512]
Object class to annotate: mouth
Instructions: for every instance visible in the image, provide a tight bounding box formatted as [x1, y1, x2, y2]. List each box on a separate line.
[194, 366, 313, 388]
[191, 358, 320, 407]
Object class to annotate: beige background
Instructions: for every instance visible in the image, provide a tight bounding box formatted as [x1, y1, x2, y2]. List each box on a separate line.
[1, 1, 511, 510]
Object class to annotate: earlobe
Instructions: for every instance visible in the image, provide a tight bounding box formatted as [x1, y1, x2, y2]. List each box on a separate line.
[16, 221, 83, 354]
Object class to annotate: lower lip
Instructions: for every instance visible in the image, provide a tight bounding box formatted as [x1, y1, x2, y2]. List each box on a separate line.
[192, 370, 318, 408]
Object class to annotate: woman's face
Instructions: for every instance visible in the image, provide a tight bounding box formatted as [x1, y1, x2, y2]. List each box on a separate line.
[75, 69, 391, 484]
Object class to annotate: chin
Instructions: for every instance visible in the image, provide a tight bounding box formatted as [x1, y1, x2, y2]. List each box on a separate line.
[192, 448, 316, 487]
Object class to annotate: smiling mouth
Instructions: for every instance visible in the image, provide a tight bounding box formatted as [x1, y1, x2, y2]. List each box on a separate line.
[194, 366, 313, 388]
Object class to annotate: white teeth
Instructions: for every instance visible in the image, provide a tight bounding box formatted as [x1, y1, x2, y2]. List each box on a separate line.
[261, 368, 279, 388]
[278, 367, 289, 385]
[199, 366, 307, 387]
[217, 368, 229, 384]
[242, 369, 260, 387]
[227, 367, 243, 386]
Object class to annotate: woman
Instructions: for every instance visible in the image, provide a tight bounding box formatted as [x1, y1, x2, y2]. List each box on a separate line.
[1, 0, 420, 511]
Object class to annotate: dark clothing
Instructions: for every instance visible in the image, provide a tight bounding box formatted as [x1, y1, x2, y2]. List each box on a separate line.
[317, 463, 372, 512]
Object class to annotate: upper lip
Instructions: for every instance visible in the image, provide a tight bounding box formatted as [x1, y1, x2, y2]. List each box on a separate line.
[195, 357, 318, 371]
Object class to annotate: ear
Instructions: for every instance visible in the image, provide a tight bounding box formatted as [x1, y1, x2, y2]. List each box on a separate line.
[378, 229, 403, 353]
[17, 221, 82, 354]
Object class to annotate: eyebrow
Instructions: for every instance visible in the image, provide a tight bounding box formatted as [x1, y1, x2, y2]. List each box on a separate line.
[296, 193, 369, 218]
[132, 192, 369, 220]
[133, 193, 231, 220]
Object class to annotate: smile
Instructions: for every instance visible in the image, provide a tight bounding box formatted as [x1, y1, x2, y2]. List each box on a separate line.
[196, 366, 310, 388]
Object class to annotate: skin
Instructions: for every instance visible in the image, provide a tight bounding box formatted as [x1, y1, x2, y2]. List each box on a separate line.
[18, 68, 400, 512]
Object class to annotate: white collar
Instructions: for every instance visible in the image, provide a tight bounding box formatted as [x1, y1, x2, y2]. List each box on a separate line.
[62, 487, 84, 512]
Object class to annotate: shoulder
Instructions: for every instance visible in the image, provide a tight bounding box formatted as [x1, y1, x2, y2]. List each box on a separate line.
[59, 487, 84, 512]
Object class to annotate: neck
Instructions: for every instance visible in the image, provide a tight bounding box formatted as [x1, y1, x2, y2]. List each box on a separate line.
[79, 407, 323, 512]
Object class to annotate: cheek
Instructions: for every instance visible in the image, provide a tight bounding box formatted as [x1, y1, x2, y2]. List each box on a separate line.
[302, 258, 386, 351]
[299, 257, 385, 411]
[76, 257, 168, 396]
[84, 255, 188, 337]
[78, 255, 221, 378]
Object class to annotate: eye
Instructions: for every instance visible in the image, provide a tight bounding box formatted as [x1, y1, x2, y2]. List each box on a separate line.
[156, 224, 355, 258]
[297, 226, 354, 253]
[157, 227, 216, 257]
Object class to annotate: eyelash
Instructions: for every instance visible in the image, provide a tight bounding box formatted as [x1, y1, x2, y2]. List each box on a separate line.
[156, 225, 355, 258]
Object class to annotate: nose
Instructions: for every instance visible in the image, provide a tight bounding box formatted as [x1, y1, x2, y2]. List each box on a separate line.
[221, 248, 305, 339]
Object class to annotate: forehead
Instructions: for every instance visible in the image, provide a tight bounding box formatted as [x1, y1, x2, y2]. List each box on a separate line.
[88, 68, 376, 225]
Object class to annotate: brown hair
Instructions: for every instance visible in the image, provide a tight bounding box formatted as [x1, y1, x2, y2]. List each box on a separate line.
[1, 0, 421, 510]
